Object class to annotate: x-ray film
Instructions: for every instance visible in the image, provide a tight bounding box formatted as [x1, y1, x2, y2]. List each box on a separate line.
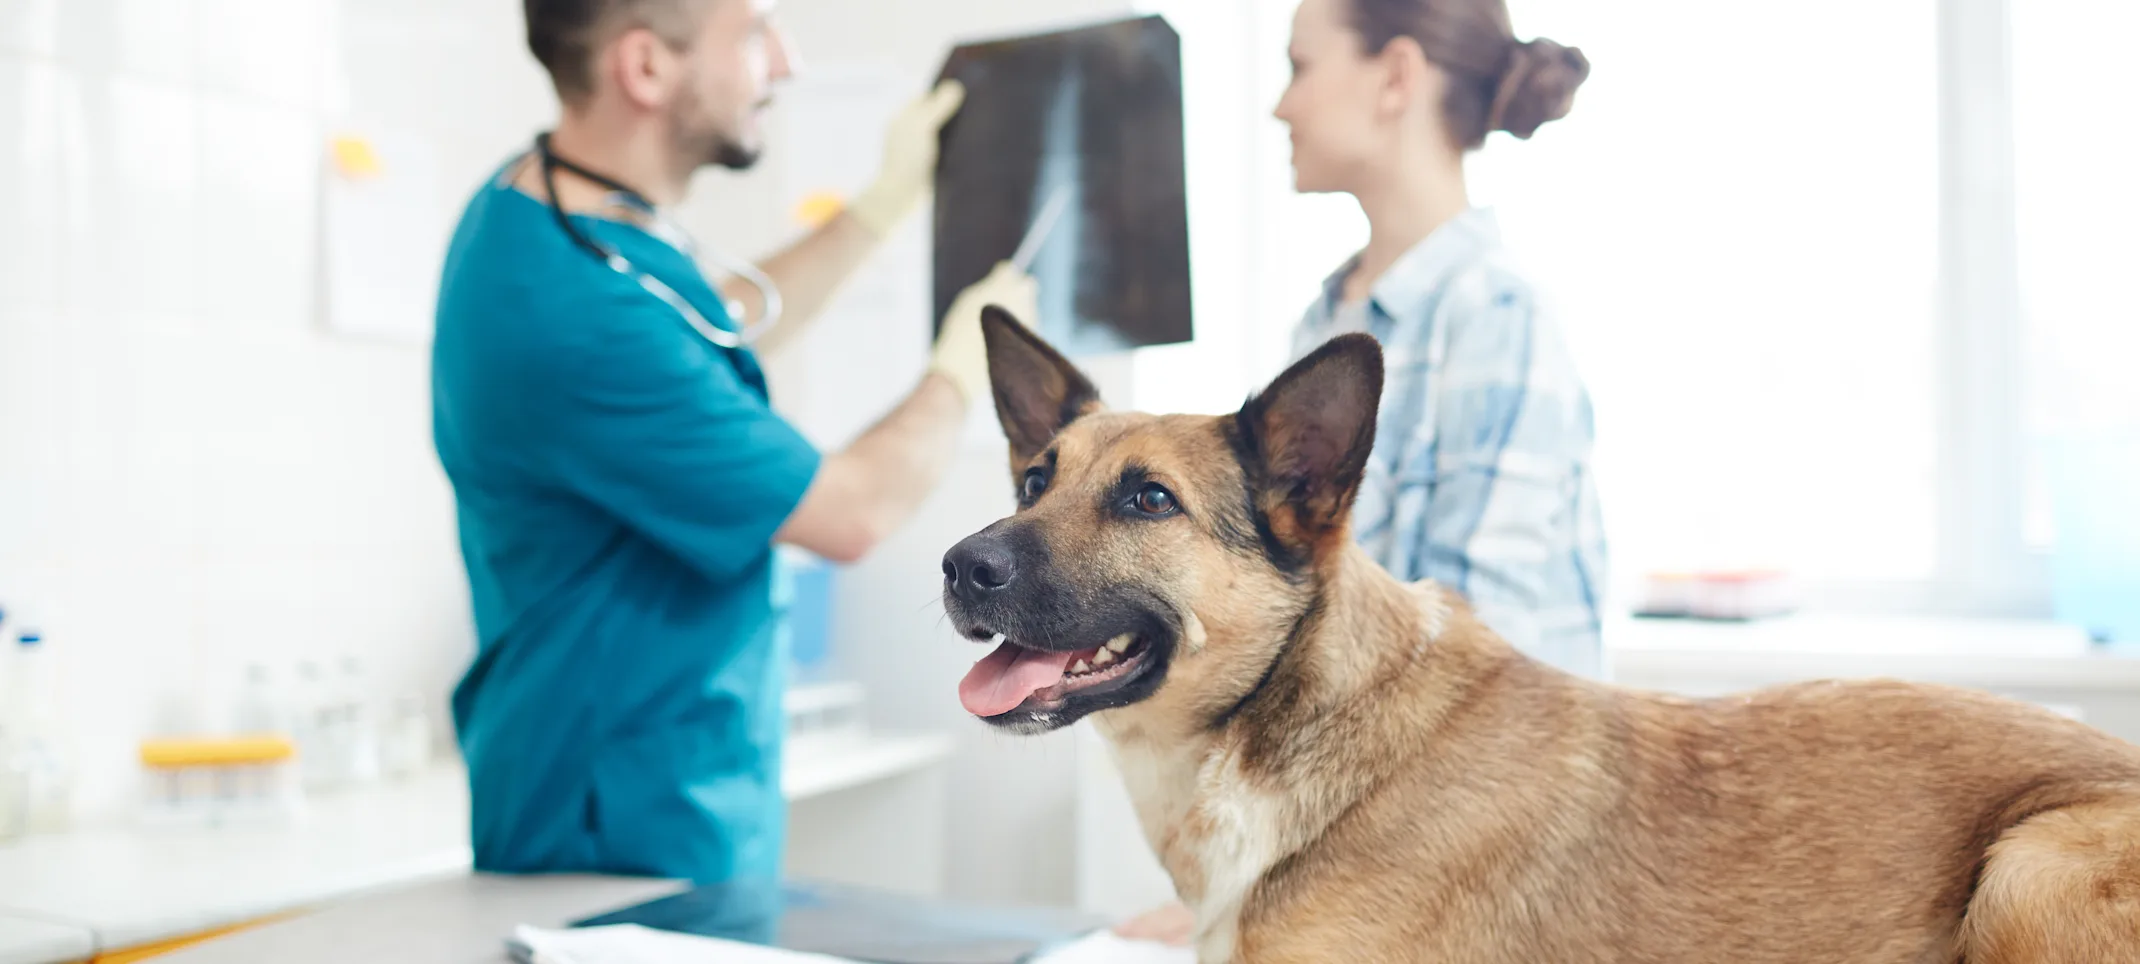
[931, 16, 1194, 356]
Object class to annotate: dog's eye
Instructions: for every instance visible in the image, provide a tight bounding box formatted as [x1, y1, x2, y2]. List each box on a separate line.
[1132, 484, 1177, 516]
[1021, 470, 1048, 503]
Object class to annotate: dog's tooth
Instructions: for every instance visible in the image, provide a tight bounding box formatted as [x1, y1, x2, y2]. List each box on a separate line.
[1106, 635, 1132, 654]
[990, 633, 1006, 646]
[1093, 648, 1114, 666]
[1072, 659, 1091, 674]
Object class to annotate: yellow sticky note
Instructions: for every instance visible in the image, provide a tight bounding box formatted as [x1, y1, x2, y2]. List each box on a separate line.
[330, 135, 383, 179]
[793, 190, 846, 228]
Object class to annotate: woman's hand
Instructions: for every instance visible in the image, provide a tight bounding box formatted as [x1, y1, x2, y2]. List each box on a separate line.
[1113, 901, 1195, 946]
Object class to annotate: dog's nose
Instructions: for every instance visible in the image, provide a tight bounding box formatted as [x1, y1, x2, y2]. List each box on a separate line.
[943, 534, 1018, 601]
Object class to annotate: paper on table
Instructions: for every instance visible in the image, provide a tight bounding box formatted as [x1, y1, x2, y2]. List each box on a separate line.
[1030, 931, 1197, 964]
[510, 924, 861, 964]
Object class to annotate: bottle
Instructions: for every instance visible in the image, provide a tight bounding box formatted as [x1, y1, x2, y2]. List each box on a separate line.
[0, 603, 14, 730]
[0, 606, 25, 841]
[334, 655, 379, 785]
[12, 630, 73, 834]
[233, 662, 291, 737]
[0, 731, 25, 843]
[379, 694, 432, 778]
[291, 659, 337, 790]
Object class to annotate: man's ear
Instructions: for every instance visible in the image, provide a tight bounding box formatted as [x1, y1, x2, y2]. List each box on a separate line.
[1233, 333, 1384, 562]
[609, 27, 677, 110]
[981, 307, 1103, 468]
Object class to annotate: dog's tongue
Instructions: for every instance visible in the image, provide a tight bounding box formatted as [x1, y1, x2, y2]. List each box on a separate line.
[959, 642, 1076, 718]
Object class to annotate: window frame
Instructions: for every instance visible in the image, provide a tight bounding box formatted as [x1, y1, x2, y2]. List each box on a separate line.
[1918, 0, 2047, 618]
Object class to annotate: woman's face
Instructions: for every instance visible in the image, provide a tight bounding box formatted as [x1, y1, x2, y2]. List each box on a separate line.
[1272, 0, 1389, 195]
[1274, 0, 1455, 195]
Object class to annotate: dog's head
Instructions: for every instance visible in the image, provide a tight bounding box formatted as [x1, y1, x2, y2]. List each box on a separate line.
[941, 309, 1384, 735]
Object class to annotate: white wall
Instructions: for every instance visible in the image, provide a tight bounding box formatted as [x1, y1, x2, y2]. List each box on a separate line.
[0, 0, 558, 820]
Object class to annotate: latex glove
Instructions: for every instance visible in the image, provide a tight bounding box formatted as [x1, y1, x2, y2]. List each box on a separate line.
[930, 261, 1038, 404]
[847, 79, 966, 237]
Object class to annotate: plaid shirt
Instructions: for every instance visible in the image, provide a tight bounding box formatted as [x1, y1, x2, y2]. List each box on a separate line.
[1291, 208, 1608, 677]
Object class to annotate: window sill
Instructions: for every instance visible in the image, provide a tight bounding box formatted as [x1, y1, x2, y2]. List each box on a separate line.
[1603, 611, 2139, 693]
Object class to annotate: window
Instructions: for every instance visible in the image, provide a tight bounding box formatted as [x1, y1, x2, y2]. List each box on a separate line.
[2012, 0, 2140, 552]
[1140, 0, 2090, 617]
[1468, 0, 1942, 590]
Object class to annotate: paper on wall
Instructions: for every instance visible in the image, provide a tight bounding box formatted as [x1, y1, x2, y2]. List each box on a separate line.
[768, 66, 938, 450]
[321, 129, 449, 343]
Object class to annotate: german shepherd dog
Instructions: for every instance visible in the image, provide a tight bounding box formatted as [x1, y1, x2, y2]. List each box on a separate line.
[939, 310, 2140, 963]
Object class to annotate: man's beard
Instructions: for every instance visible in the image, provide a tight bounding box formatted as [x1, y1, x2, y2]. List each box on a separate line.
[711, 138, 760, 171]
[672, 86, 762, 172]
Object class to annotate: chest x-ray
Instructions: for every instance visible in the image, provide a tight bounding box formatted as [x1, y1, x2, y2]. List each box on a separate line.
[931, 15, 1194, 357]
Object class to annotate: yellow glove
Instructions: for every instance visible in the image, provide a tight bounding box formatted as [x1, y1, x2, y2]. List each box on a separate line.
[931, 261, 1038, 404]
[848, 80, 966, 237]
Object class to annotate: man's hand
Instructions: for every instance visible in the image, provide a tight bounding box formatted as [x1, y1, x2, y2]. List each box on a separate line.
[737, 80, 966, 354]
[847, 79, 966, 237]
[930, 261, 1038, 404]
[1114, 901, 1195, 947]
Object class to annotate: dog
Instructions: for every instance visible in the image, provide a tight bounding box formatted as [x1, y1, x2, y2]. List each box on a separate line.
[938, 309, 2140, 963]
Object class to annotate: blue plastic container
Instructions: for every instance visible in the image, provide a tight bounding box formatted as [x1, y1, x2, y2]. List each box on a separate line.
[2046, 434, 2140, 643]
[773, 549, 838, 682]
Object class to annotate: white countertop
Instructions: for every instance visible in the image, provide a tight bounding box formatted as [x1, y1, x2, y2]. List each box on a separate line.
[0, 766, 473, 955]
[155, 875, 687, 964]
[0, 732, 952, 963]
[784, 733, 952, 800]
[1604, 613, 2140, 690]
[0, 917, 92, 964]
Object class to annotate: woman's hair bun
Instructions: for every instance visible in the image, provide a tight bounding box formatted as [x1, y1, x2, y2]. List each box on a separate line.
[1487, 38, 1590, 139]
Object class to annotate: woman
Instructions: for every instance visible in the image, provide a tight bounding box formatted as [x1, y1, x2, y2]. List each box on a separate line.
[1275, 0, 1606, 677]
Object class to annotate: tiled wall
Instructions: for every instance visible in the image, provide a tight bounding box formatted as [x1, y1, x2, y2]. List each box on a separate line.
[0, 0, 554, 820]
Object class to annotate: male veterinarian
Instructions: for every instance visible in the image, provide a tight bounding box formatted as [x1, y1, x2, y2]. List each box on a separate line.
[431, 0, 1036, 882]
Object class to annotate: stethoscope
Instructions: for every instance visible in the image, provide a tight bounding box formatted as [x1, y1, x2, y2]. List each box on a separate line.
[533, 133, 783, 350]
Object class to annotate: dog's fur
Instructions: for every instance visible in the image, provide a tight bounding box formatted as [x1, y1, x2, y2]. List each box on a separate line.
[940, 311, 2140, 963]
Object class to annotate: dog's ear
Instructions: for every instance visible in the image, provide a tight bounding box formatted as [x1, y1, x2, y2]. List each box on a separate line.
[1234, 333, 1384, 559]
[981, 307, 1103, 467]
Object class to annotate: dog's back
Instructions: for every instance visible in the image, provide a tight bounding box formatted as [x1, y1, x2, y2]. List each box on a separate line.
[1234, 599, 2140, 963]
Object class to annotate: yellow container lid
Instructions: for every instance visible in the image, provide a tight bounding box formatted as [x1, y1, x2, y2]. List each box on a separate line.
[139, 735, 297, 768]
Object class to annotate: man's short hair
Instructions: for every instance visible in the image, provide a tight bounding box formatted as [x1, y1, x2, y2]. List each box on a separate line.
[524, 0, 714, 100]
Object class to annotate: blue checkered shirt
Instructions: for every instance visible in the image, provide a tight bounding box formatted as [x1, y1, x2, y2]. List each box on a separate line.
[1291, 208, 1608, 677]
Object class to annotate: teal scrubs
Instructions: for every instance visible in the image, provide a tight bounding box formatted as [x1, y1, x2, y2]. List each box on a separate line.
[430, 158, 820, 883]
